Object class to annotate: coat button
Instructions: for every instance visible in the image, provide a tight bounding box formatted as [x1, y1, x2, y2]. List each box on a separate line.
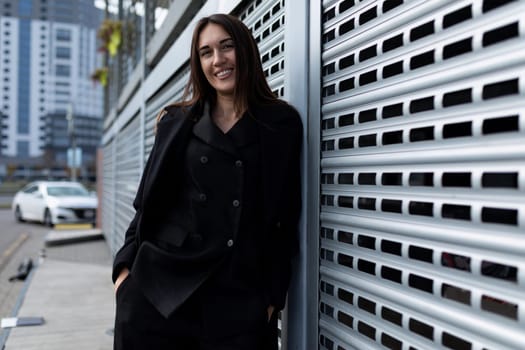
[200, 156, 208, 164]
[199, 193, 207, 201]
[232, 199, 240, 207]
[235, 160, 243, 167]
[227, 239, 234, 247]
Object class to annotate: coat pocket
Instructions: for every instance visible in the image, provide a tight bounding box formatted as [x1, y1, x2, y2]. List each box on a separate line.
[152, 224, 189, 249]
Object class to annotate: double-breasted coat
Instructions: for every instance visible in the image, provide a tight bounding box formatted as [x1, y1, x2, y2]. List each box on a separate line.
[112, 100, 302, 335]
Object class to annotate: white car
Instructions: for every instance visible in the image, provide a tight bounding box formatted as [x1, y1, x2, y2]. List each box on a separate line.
[12, 181, 97, 227]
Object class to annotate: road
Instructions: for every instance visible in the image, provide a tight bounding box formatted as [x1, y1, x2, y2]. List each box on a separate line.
[0, 209, 50, 341]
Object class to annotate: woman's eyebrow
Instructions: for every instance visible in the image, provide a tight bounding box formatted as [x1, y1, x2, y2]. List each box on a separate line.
[198, 38, 234, 51]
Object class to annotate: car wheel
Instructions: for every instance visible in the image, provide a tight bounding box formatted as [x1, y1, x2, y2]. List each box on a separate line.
[43, 209, 54, 227]
[14, 206, 25, 222]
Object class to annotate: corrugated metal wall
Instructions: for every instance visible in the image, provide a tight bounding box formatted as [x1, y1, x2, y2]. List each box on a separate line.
[318, 0, 525, 349]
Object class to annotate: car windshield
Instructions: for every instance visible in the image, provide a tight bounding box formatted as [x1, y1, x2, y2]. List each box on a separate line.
[46, 186, 89, 197]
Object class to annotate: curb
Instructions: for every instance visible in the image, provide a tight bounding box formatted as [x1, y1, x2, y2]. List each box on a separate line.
[45, 229, 104, 247]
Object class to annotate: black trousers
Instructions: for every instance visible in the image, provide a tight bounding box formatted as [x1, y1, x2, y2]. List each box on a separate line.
[114, 274, 278, 350]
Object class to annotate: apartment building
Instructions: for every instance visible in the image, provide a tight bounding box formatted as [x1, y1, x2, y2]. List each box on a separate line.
[0, 0, 103, 180]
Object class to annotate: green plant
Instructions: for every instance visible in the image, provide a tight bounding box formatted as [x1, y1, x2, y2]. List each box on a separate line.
[97, 19, 122, 57]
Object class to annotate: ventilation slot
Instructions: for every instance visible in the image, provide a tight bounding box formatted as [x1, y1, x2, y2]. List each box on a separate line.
[383, 33, 403, 52]
[442, 172, 471, 187]
[338, 195, 354, 208]
[338, 253, 353, 268]
[482, 172, 518, 188]
[481, 260, 517, 282]
[483, 0, 517, 13]
[338, 230, 353, 245]
[383, 61, 403, 78]
[382, 266, 402, 283]
[483, 22, 519, 47]
[409, 172, 433, 186]
[381, 199, 402, 213]
[357, 234, 375, 249]
[442, 332, 472, 350]
[442, 284, 471, 305]
[383, 0, 403, 13]
[481, 207, 518, 225]
[443, 88, 472, 107]
[382, 103, 403, 118]
[410, 21, 434, 41]
[409, 245, 433, 263]
[358, 321, 376, 340]
[338, 288, 354, 305]
[443, 121, 472, 138]
[358, 259, 376, 275]
[382, 130, 403, 145]
[442, 252, 471, 271]
[339, 173, 354, 184]
[358, 173, 376, 185]
[381, 306, 403, 326]
[442, 204, 471, 220]
[481, 295, 518, 319]
[410, 96, 434, 113]
[338, 311, 354, 329]
[482, 78, 519, 99]
[482, 115, 519, 134]
[321, 118, 335, 130]
[410, 50, 434, 69]
[444, 38, 473, 59]
[359, 109, 376, 123]
[381, 240, 402, 256]
[359, 7, 377, 25]
[443, 5, 472, 28]
[339, 113, 354, 126]
[409, 318, 434, 340]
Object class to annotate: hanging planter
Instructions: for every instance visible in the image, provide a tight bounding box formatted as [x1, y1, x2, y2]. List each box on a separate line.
[97, 19, 122, 57]
[90, 67, 108, 86]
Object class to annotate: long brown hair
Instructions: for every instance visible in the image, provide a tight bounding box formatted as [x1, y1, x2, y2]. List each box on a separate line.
[158, 13, 279, 123]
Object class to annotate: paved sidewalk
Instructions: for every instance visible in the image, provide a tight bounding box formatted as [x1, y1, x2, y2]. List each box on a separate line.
[2, 230, 115, 350]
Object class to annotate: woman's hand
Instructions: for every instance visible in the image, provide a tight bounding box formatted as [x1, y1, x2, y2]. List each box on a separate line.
[267, 305, 275, 322]
[114, 268, 130, 293]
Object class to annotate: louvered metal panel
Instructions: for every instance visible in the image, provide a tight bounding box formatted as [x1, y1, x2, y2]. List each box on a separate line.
[113, 115, 142, 256]
[102, 140, 117, 256]
[319, 1, 525, 349]
[239, 0, 286, 97]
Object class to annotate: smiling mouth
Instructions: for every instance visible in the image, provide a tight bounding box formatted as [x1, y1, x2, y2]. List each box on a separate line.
[216, 69, 233, 78]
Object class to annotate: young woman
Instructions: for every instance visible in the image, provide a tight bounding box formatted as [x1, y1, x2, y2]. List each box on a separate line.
[112, 13, 302, 350]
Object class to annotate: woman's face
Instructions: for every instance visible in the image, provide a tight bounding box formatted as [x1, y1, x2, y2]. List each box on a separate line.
[198, 23, 236, 98]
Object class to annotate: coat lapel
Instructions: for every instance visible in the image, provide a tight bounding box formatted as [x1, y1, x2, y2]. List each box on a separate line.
[193, 103, 238, 157]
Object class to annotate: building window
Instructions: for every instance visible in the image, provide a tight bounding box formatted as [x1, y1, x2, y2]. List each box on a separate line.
[56, 29, 71, 41]
[56, 46, 70, 59]
[17, 141, 29, 157]
[56, 64, 70, 76]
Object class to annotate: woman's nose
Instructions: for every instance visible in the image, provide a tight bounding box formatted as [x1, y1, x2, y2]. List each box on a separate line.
[213, 50, 225, 65]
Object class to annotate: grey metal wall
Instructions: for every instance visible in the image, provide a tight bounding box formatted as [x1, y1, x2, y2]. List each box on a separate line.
[318, 0, 525, 349]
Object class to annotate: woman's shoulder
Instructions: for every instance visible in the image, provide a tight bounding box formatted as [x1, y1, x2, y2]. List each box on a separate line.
[255, 100, 302, 125]
[156, 102, 202, 125]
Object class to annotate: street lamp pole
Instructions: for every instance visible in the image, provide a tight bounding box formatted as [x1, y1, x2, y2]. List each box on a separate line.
[66, 104, 77, 182]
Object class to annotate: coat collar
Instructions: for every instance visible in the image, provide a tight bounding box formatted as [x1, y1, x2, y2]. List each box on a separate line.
[192, 103, 238, 157]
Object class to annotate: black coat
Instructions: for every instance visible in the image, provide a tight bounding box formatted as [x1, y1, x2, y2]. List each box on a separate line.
[112, 101, 303, 321]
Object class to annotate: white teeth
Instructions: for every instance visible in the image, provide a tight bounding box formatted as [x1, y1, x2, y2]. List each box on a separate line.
[216, 69, 232, 78]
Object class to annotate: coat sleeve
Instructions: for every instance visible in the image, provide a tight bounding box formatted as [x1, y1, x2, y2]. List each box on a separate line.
[265, 108, 303, 310]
